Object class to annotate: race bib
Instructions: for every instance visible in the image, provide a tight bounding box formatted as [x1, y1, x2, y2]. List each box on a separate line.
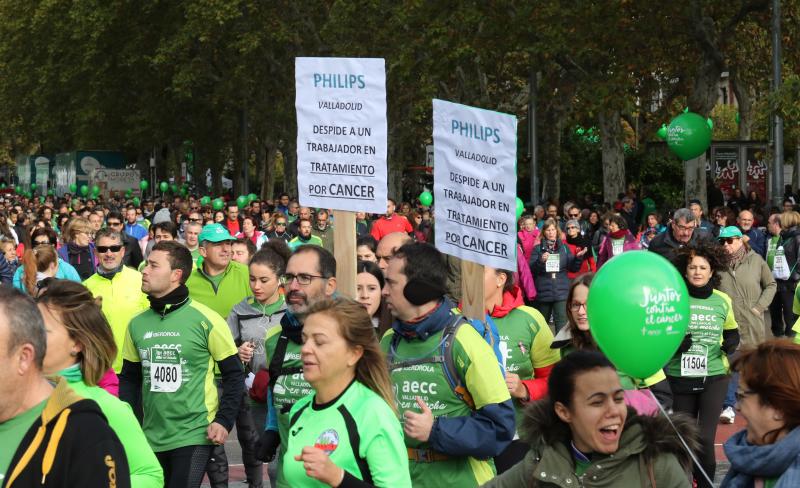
[150, 347, 182, 392]
[545, 253, 560, 272]
[611, 239, 623, 256]
[773, 246, 791, 280]
[680, 345, 708, 377]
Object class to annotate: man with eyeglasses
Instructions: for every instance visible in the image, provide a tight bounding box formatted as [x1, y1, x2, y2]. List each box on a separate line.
[107, 210, 144, 269]
[649, 207, 715, 263]
[84, 228, 150, 372]
[256, 246, 337, 484]
[311, 208, 334, 253]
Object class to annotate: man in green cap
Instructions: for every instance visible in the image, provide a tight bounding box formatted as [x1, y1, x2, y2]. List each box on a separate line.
[186, 223, 251, 320]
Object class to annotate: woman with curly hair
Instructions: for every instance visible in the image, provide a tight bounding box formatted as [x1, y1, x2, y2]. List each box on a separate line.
[667, 240, 740, 488]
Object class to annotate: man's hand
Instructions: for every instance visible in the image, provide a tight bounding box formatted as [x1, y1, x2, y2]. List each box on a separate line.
[505, 372, 528, 400]
[404, 396, 434, 442]
[294, 446, 344, 487]
[207, 422, 229, 445]
[238, 341, 254, 363]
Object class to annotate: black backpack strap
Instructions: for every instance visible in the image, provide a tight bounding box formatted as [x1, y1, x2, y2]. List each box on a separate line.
[441, 314, 475, 409]
[268, 332, 292, 391]
[388, 355, 446, 371]
[337, 405, 373, 485]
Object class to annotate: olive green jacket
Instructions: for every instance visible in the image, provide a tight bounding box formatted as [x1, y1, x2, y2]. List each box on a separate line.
[718, 250, 776, 348]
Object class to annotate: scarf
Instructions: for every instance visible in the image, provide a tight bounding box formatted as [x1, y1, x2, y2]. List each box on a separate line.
[729, 245, 748, 267]
[609, 229, 628, 239]
[722, 427, 800, 488]
[148, 284, 190, 316]
[56, 363, 83, 383]
[98, 264, 124, 281]
[391, 298, 453, 341]
[686, 281, 714, 299]
[566, 233, 589, 249]
[279, 310, 303, 343]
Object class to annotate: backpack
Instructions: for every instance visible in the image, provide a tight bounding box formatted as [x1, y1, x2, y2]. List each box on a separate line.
[267, 330, 303, 413]
[386, 312, 503, 409]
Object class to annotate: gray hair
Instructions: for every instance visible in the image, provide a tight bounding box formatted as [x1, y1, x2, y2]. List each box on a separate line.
[672, 208, 694, 224]
[94, 228, 123, 243]
[0, 287, 46, 368]
[184, 221, 203, 231]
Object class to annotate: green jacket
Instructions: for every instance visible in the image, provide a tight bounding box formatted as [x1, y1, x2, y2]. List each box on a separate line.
[482, 401, 698, 488]
[718, 250, 776, 348]
[186, 260, 251, 319]
[84, 266, 150, 372]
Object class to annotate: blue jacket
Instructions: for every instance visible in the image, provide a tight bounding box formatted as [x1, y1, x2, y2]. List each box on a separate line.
[124, 223, 148, 241]
[743, 227, 768, 258]
[530, 241, 583, 302]
[12, 258, 82, 294]
[0, 254, 14, 284]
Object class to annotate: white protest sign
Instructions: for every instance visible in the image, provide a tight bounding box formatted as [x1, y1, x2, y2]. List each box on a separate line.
[433, 99, 517, 270]
[295, 57, 387, 214]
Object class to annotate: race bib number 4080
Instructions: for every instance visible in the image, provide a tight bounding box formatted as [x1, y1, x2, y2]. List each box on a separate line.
[150, 347, 182, 393]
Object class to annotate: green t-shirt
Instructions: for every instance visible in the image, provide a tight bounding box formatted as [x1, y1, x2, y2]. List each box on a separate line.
[122, 299, 238, 452]
[282, 381, 411, 488]
[666, 289, 737, 378]
[0, 399, 46, 483]
[766, 235, 780, 270]
[205, 271, 225, 290]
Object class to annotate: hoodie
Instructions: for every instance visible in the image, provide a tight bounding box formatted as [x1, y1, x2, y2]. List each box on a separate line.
[483, 400, 699, 487]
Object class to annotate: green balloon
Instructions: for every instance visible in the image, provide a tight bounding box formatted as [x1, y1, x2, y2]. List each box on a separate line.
[139, 180, 149, 191]
[39, 196, 45, 203]
[666, 111, 712, 160]
[515, 197, 525, 219]
[80, 184, 89, 196]
[587, 251, 690, 379]
[159, 181, 169, 193]
[419, 191, 433, 206]
[69, 183, 77, 193]
[133, 197, 141, 206]
[91, 185, 100, 196]
[0, 183, 5, 189]
[236, 195, 248, 209]
[30, 183, 37, 191]
[247, 193, 258, 203]
[656, 124, 668, 140]
[212, 198, 224, 211]
[170, 183, 178, 194]
[47, 189, 54, 196]
[125, 189, 132, 198]
[14, 185, 21, 194]
[180, 187, 188, 197]
[200, 196, 211, 206]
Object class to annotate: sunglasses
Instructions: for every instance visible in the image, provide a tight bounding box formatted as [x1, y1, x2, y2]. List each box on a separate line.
[34, 239, 53, 246]
[275, 222, 287, 226]
[107, 221, 122, 226]
[96, 245, 124, 253]
[569, 213, 580, 218]
[720, 237, 740, 245]
[188, 218, 202, 223]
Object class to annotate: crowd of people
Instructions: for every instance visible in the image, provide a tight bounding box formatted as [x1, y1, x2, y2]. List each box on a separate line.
[0, 185, 799, 488]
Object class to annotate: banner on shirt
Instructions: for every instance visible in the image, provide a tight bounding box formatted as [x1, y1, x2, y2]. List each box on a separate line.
[295, 57, 387, 214]
[433, 99, 517, 270]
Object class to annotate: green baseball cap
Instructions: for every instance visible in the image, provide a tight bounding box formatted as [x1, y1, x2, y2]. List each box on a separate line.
[717, 226, 743, 239]
[198, 223, 236, 243]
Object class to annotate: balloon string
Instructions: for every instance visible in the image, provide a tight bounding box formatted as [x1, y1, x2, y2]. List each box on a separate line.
[645, 388, 714, 487]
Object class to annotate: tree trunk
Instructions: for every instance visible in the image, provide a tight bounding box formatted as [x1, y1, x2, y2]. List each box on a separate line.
[684, 156, 707, 210]
[262, 146, 278, 201]
[598, 110, 625, 205]
[284, 141, 297, 198]
[730, 68, 753, 140]
[255, 142, 265, 194]
[539, 109, 562, 203]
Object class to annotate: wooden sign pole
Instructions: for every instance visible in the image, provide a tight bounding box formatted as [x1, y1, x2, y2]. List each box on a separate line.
[333, 210, 357, 299]
[460, 260, 485, 320]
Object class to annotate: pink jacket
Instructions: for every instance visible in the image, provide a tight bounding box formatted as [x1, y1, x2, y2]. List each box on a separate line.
[517, 229, 539, 263]
[515, 243, 536, 301]
[98, 368, 119, 397]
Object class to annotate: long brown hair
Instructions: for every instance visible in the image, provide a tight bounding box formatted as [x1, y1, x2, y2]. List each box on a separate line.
[733, 340, 800, 444]
[37, 280, 116, 386]
[22, 245, 58, 295]
[305, 297, 397, 414]
[566, 272, 596, 351]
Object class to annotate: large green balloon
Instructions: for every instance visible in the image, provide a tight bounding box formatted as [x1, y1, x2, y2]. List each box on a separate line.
[80, 184, 89, 196]
[247, 193, 258, 203]
[236, 195, 248, 209]
[159, 181, 169, 193]
[200, 196, 211, 206]
[666, 111, 712, 160]
[69, 183, 78, 193]
[515, 197, 525, 219]
[419, 191, 433, 206]
[212, 198, 224, 211]
[139, 180, 149, 191]
[587, 251, 690, 379]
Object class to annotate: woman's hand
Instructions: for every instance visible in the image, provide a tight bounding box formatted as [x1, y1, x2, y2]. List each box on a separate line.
[541, 252, 550, 262]
[238, 342, 254, 363]
[294, 446, 344, 487]
[576, 247, 588, 257]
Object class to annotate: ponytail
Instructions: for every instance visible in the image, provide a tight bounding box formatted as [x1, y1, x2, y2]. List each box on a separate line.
[22, 245, 58, 295]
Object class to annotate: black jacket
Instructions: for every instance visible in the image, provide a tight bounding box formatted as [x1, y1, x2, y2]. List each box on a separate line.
[121, 232, 144, 269]
[648, 226, 713, 264]
[778, 226, 800, 283]
[4, 378, 130, 488]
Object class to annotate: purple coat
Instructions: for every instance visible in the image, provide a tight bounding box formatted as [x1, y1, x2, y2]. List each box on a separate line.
[597, 231, 640, 268]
